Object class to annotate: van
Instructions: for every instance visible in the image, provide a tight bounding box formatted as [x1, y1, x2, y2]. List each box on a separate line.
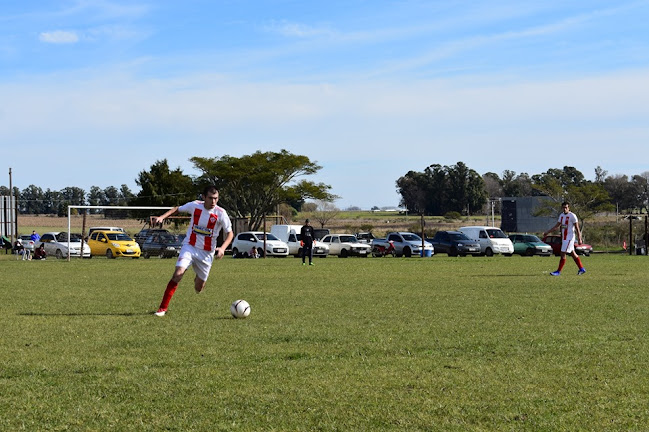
[457, 226, 514, 257]
[270, 224, 329, 258]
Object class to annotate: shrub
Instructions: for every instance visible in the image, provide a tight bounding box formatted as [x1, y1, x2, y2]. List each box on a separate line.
[444, 211, 462, 220]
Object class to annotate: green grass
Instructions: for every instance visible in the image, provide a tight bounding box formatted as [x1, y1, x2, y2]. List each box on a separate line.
[2, 254, 649, 431]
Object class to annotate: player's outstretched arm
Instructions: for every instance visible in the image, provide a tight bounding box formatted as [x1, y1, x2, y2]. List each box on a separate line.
[153, 206, 179, 225]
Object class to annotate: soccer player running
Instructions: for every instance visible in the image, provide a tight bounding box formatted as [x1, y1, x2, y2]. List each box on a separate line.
[543, 201, 586, 276]
[153, 185, 234, 316]
[300, 218, 316, 266]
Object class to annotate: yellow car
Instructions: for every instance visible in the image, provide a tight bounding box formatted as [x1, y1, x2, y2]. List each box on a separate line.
[88, 230, 141, 259]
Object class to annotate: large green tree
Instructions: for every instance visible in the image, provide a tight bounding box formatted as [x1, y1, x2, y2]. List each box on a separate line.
[190, 150, 336, 231]
[397, 162, 487, 216]
[532, 166, 613, 229]
[131, 160, 196, 223]
[20, 185, 45, 214]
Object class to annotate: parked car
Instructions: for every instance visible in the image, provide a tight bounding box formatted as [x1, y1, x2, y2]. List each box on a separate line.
[232, 232, 289, 258]
[371, 232, 434, 257]
[508, 234, 553, 256]
[18, 235, 36, 252]
[428, 231, 481, 257]
[36, 232, 91, 259]
[355, 232, 376, 244]
[141, 233, 183, 258]
[270, 224, 329, 258]
[87, 230, 141, 259]
[457, 226, 514, 257]
[542, 235, 593, 256]
[320, 234, 371, 257]
[134, 228, 170, 246]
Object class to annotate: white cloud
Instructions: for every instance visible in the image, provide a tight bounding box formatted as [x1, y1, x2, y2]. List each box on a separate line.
[266, 20, 335, 38]
[39, 30, 79, 44]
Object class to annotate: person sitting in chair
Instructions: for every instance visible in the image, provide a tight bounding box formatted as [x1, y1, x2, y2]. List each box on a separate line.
[13, 239, 30, 260]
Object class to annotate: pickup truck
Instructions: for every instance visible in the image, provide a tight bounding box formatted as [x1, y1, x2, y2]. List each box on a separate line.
[371, 232, 434, 257]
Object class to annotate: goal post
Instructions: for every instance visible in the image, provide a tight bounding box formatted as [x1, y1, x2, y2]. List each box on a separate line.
[66, 205, 174, 261]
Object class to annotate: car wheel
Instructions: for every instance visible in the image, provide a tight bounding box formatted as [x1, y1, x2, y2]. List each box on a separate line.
[340, 249, 348, 258]
[106, 249, 114, 259]
[525, 248, 535, 257]
[232, 247, 239, 258]
[404, 247, 412, 258]
[485, 248, 494, 257]
[449, 247, 458, 257]
[143, 252, 150, 259]
[257, 247, 264, 257]
[55, 249, 63, 259]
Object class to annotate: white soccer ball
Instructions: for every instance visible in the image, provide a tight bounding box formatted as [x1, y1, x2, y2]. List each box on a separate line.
[230, 299, 251, 319]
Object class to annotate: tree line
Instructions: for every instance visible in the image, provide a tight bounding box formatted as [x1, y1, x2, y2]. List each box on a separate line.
[397, 163, 649, 220]
[4, 153, 648, 229]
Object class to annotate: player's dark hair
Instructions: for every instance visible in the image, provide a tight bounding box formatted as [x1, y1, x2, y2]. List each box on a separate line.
[561, 201, 570, 207]
[202, 185, 219, 197]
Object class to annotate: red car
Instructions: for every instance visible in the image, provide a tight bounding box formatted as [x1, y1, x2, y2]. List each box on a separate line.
[542, 235, 592, 256]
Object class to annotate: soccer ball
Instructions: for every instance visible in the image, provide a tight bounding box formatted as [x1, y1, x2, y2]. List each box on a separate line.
[230, 299, 251, 319]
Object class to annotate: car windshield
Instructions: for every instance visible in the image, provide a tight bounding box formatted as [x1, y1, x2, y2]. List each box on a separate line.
[402, 234, 422, 241]
[449, 233, 471, 241]
[339, 235, 358, 243]
[156, 234, 179, 243]
[486, 229, 507, 239]
[522, 235, 541, 242]
[54, 233, 83, 242]
[106, 233, 133, 241]
[255, 233, 279, 241]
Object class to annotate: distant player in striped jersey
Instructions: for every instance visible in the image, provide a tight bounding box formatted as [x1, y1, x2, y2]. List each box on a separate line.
[153, 185, 233, 316]
[543, 201, 586, 276]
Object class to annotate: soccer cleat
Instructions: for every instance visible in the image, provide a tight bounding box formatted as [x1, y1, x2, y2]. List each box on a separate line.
[154, 308, 167, 317]
[550, 271, 561, 276]
[309, 262, 314, 266]
[577, 268, 586, 275]
[302, 262, 306, 266]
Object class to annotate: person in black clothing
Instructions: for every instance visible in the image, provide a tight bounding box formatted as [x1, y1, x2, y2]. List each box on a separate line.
[300, 219, 316, 266]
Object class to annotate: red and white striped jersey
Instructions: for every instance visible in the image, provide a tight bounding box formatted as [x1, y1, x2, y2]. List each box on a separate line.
[178, 201, 232, 253]
[558, 211, 578, 242]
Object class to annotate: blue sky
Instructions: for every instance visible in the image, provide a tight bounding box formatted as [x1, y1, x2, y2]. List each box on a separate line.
[2, 0, 648, 209]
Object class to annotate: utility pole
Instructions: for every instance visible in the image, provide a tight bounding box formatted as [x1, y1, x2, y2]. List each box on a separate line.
[9, 167, 15, 244]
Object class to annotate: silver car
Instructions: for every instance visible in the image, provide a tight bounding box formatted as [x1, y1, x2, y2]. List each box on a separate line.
[36, 231, 91, 259]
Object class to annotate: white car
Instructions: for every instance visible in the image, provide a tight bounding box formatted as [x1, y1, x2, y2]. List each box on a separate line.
[320, 234, 371, 258]
[232, 232, 289, 258]
[36, 231, 92, 259]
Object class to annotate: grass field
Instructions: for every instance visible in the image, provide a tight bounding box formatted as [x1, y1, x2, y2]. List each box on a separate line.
[2, 253, 649, 431]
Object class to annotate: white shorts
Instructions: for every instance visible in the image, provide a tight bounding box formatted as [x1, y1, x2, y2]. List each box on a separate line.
[176, 244, 214, 282]
[561, 238, 575, 254]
